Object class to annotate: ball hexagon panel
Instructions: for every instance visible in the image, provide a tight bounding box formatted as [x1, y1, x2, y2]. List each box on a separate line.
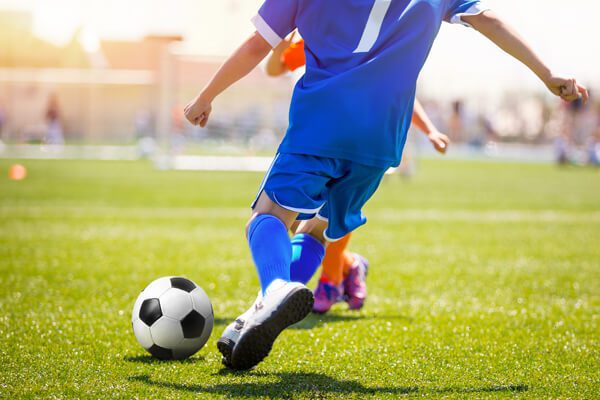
[191, 287, 213, 318]
[159, 288, 193, 320]
[149, 316, 184, 349]
[142, 277, 173, 299]
[170, 277, 196, 293]
[139, 298, 162, 326]
[132, 318, 154, 349]
[181, 310, 205, 339]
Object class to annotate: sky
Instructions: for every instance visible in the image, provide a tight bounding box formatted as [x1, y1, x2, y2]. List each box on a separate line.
[1, 0, 599, 98]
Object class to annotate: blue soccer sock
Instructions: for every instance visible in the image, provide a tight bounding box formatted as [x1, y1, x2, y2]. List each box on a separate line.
[247, 214, 291, 295]
[290, 233, 326, 284]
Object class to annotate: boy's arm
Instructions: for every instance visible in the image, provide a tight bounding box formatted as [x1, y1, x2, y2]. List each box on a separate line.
[462, 11, 589, 103]
[412, 99, 450, 154]
[185, 32, 272, 127]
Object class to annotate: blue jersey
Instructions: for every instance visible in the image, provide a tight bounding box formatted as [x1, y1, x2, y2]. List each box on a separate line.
[253, 0, 489, 168]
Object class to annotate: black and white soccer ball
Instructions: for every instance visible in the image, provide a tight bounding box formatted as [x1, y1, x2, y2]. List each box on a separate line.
[132, 276, 214, 360]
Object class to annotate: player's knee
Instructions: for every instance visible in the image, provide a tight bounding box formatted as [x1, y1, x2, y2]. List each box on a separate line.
[296, 220, 328, 245]
[304, 232, 327, 245]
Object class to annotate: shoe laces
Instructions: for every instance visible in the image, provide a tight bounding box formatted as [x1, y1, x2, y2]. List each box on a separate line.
[234, 319, 245, 331]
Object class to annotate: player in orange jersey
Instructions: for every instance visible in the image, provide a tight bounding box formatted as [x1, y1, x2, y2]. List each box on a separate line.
[265, 34, 449, 314]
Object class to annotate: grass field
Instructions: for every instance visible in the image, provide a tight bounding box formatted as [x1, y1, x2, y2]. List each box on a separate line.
[0, 159, 598, 399]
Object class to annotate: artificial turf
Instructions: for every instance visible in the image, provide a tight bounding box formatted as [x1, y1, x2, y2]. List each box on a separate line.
[0, 159, 598, 399]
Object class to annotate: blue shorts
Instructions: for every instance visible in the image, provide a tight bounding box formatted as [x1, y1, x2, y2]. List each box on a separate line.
[251, 153, 387, 241]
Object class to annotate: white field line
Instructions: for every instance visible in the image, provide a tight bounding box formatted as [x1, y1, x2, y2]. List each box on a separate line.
[369, 209, 600, 223]
[1, 206, 599, 223]
[0, 145, 139, 160]
[1, 146, 554, 164]
[171, 155, 273, 172]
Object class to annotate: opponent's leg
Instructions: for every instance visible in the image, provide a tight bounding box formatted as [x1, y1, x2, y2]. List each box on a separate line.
[321, 233, 352, 285]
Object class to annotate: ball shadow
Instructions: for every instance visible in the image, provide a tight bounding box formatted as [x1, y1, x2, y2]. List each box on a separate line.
[124, 354, 205, 364]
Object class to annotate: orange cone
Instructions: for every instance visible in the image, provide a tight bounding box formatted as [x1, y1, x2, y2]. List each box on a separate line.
[8, 164, 27, 181]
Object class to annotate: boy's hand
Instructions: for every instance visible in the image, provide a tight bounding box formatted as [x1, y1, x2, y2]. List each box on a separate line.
[184, 94, 212, 127]
[466, 11, 590, 106]
[428, 131, 450, 154]
[545, 76, 589, 104]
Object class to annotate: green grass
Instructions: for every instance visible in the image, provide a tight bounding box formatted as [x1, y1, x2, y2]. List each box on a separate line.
[0, 159, 598, 399]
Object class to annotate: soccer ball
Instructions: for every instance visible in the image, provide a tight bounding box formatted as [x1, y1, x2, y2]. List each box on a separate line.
[132, 276, 214, 360]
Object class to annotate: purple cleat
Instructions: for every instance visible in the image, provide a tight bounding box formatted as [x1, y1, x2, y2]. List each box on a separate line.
[343, 253, 369, 310]
[312, 280, 343, 314]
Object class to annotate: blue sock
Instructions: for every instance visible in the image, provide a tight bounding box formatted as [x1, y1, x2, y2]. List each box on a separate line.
[247, 215, 291, 294]
[290, 233, 326, 284]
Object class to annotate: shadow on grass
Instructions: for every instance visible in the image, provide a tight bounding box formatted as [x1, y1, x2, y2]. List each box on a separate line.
[432, 384, 528, 394]
[124, 355, 204, 364]
[291, 312, 413, 330]
[129, 372, 417, 397]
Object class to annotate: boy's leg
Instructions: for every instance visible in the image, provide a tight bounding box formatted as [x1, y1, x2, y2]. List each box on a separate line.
[289, 217, 328, 285]
[246, 192, 297, 294]
[223, 192, 315, 371]
[221, 152, 338, 370]
[291, 219, 359, 314]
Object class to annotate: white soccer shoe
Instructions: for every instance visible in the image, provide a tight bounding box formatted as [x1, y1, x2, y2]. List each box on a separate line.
[217, 280, 313, 370]
[217, 291, 262, 368]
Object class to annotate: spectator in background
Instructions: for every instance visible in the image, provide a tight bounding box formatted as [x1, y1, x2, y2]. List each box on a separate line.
[0, 101, 6, 140]
[555, 132, 571, 165]
[588, 106, 600, 166]
[479, 114, 498, 143]
[134, 109, 154, 139]
[45, 94, 64, 145]
[448, 100, 464, 143]
[556, 96, 587, 165]
[171, 105, 186, 155]
[0, 101, 6, 152]
[134, 109, 156, 159]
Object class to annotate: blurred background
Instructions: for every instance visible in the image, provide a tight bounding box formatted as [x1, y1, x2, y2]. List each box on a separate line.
[0, 0, 599, 166]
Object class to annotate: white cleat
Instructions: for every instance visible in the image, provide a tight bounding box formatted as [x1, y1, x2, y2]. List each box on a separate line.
[217, 291, 262, 367]
[220, 280, 313, 370]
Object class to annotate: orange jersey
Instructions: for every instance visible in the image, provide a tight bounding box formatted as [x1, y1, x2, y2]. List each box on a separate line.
[282, 39, 306, 72]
